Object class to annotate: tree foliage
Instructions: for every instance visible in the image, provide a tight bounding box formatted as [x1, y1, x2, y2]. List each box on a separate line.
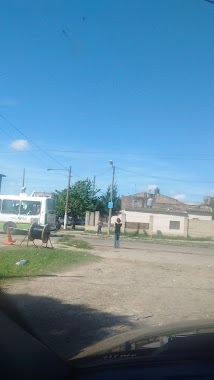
[54, 180, 121, 227]
[54, 179, 99, 222]
[96, 184, 121, 216]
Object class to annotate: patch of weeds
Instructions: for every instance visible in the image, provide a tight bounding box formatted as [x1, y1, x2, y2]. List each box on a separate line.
[58, 236, 93, 249]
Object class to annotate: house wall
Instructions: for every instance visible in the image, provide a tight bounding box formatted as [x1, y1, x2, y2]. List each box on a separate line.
[117, 211, 212, 237]
[155, 194, 183, 205]
[152, 214, 187, 236]
[85, 211, 214, 240]
[188, 219, 214, 239]
[85, 211, 100, 227]
[111, 213, 123, 224]
[188, 214, 212, 220]
[124, 211, 151, 223]
[121, 196, 146, 210]
[121, 193, 185, 210]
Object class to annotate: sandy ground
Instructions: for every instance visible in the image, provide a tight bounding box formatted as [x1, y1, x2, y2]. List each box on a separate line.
[1, 233, 214, 358]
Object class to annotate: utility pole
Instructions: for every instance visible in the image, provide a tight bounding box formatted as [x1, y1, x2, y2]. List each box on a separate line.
[108, 161, 115, 236]
[0, 174, 6, 194]
[47, 166, 72, 230]
[21, 168, 26, 192]
[93, 175, 96, 195]
[22, 168, 25, 188]
[64, 166, 72, 230]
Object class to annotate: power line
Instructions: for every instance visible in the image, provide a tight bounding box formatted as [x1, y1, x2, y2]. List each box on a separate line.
[0, 124, 50, 168]
[72, 171, 83, 180]
[95, 168, 112, 177]
[17, 149, 214, 161]
[116, 166, 214, 184]
[0, 113, 67, 169]
[2, 147, 214, 160]
[204, 0, 214, 5]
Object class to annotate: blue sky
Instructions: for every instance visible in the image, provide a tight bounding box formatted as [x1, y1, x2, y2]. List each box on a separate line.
[1, 0, 214, 201]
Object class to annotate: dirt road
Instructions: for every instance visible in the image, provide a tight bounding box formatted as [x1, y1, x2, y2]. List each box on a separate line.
[2, 234, 214, 358]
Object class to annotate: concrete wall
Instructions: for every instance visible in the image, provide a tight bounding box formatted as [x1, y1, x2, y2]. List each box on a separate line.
[85, 211, 125, 233]
[85, 210, 214, 239]
[188, 219, 214, 239]
[123, 211, 150, 223]
[85, 211, 100, 228]
[121, 196, 145, 210]
[188, 214, 212, 220]
[125, 222, 150, 231]
[152, 214, 187, 236]
[111, 213, 123, 224]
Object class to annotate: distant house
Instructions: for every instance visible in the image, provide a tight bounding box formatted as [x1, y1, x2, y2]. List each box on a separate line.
[123, 191, 192, 211]
[121, 190, 212, 214]
[112, 190, 213, 237]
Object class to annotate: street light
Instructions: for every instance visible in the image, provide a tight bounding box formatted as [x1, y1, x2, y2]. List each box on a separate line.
[107, 160, 115, 236]
[47, 166, 72, 230]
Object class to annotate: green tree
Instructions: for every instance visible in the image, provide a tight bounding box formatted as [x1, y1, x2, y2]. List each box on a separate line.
[54, 179, 100, 228]
[97, 184, 121, 216]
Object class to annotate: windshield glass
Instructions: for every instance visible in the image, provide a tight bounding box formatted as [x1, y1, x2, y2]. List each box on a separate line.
[46, 198, 56, 212]
[0, 0, 214, 362]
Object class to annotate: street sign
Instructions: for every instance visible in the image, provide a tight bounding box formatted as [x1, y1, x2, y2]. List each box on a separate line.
[108, 201, 113, 209]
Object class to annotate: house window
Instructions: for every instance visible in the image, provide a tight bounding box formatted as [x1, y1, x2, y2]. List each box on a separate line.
[169, 221, 180, 230]
[140, 223, 150, 230]
[132, 199, 142, 208]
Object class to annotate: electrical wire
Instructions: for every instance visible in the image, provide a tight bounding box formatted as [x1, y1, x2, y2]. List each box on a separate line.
[20, 149, 214, 161]
[95, 168, 112, 177]
[0, 124, 50, 168]
[0, 116, 79, 180]
[2, 148, 214, 161]
[115, 166, 214, 184]
[0, 113, 67, 169]
[204, 0, 214, 5]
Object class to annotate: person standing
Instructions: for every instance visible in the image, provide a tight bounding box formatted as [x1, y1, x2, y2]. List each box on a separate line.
[114, 217, 122, 249]
[97, 220, 103, 234]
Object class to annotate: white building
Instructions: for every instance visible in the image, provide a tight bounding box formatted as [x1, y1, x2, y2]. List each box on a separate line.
[111, 209, 212, 236]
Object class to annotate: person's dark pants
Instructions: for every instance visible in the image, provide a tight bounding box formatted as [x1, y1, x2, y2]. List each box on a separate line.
[114, 232, 120, 248]
[98, 227, 102, 234]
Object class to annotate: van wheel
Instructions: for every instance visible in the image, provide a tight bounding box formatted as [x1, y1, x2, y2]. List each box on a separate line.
[3, 222, 17, 233]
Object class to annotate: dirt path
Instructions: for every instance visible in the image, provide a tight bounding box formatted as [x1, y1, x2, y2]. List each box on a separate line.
[2, 236, 214, 358]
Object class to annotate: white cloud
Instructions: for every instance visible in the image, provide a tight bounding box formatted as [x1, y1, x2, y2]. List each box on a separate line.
[172, 193, 187, 202]
[10, 139, 30, 151]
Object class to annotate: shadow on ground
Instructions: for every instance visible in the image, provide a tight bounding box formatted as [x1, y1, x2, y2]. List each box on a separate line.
[0, 291, 135, 358]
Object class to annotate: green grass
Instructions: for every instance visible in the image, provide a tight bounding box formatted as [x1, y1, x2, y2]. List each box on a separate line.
[58, 236, 93, 249]
[121, 230, 213, 242]
[79, 228, 213, 244]
[0, 247, 98, 280]
[148, 233, 213, 242]
[122, 230, 144, 238]
[84, 229, 101, 235]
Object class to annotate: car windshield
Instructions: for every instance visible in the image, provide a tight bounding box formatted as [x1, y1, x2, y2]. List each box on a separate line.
[0, 0, 214, 362]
